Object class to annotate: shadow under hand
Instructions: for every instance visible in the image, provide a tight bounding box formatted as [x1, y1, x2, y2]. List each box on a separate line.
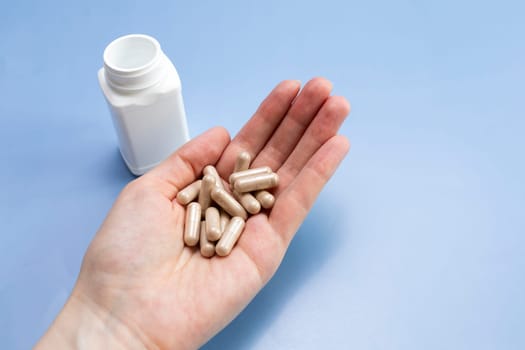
[202, 196, 346, 349]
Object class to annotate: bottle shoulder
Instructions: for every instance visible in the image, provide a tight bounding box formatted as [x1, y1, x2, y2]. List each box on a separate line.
[98, 57, 182, 108]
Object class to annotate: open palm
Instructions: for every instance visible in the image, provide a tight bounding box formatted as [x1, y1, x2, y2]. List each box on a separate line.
[73, 78, 350, 349]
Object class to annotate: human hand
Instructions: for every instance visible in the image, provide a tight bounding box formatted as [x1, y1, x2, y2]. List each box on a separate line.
[36, 78, 350, 349]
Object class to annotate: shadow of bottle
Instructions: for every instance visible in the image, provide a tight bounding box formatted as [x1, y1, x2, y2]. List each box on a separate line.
[98, 147, 137, 183]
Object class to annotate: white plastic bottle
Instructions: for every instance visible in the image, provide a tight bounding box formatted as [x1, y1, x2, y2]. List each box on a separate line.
[98, 34, 190, 175]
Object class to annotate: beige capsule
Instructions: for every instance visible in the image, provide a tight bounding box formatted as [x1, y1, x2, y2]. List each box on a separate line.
[176, 180, 202, 205]
[234, 151, 251, 173]
[210, 187, 248, 220]
[229, 166, 272, 186]
[255, 190, 275, 209]
[219, 209, 230, 233]
[184, 202, 201, 246]
[198, 175, 216, 213]
[233, 172, 279, 193]
[200, 220, 215, 258]
[205, 207, 222, 241]
[233, 191, 261, 215]
[203, 165, 225, 191]
[216, 216, 245, 257]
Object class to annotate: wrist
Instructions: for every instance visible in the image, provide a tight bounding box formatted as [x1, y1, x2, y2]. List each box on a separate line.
[35, 289, 155, 350]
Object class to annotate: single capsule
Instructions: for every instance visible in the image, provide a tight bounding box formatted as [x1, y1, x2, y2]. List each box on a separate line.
[233, 191, 261, 215]
[216, 216, 245, 257]
[200, 220, 215, 258]
[203, 165, 225, 191]
[255, 190, 275, 209]
[184, 202, 201, 246]
[210, 187, 248, 220]
[234, 151, 251, 173]
[205, 207, 222, 241]
[176, 180, 202, 205]
[233, 172, 279, 193]
[219, 209, 230, 233]
[229, 166, 272, 186]
[198, 175, 216, 213]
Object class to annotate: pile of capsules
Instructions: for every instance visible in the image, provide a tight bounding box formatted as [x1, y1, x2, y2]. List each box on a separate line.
[176, 151, 279, 257]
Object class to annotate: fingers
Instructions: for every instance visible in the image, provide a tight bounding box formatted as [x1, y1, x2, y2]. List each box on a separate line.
[215, 80, 301, 177]
[278, 96, 350, 187]
[146, 127, 231, 199]
[269, 135, 350, 244]
[250, 77, 333, 171]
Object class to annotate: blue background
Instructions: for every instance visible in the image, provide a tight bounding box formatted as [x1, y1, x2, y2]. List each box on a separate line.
[1, 0, 524, 348]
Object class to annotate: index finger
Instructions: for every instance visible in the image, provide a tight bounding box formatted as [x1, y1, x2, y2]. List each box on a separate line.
[215, 80, 301, 177]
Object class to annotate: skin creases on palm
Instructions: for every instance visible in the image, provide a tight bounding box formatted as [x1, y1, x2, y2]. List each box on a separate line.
[73, 77, 351, 349]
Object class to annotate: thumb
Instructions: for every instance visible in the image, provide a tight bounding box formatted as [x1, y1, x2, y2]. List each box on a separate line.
[145, 126, 231, 199]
